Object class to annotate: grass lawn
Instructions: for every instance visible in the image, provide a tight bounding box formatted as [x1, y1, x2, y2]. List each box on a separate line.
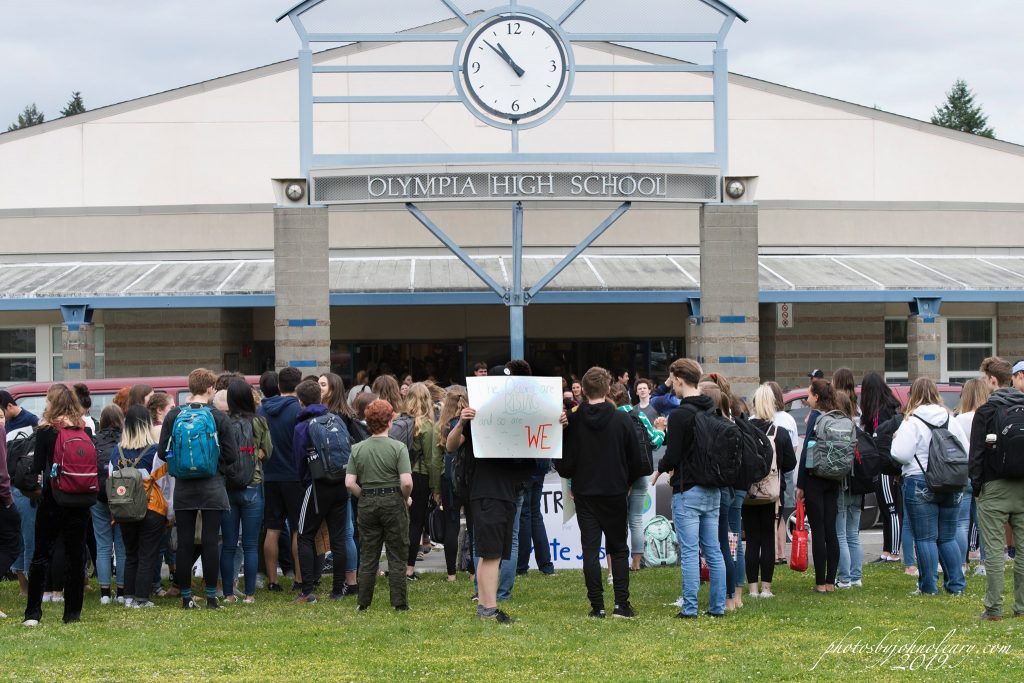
[1, 563, 1022, 681]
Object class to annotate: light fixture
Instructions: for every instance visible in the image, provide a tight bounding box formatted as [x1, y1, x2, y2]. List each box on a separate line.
[725, 179, 746, 200]
[285, 183, 305, 201]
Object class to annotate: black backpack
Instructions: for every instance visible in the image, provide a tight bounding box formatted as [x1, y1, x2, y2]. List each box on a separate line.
[871, 413, 905, 477]
[6, 428, 40, 494]
[913, 416, 969, 494]
[850, 427, 881, 494]
[733, 415, 772, 490]
[228, 416, 258, 490]
[626, 411, 655, 477]
[991, 402, 1024, 479]
[690, 406, 743, 488]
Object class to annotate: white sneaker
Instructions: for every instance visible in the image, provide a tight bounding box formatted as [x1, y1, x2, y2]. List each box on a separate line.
[760, 590, 775, 598]
[124, 598, 135, 608]
[22, 619, 40, 627]
[115, 596, 126, 605]
[835, 581, 852, 589]
[0, 610, 7, 619]
[974, 564, 987, 576]
[672, 596, 684, 608]
[851, 580, 863, 587]
[51, 595, 64, 604]
[747, 591, 761, 598]
[100, 596, 111, 606]
[607, 574, 613, 585]
[42, 593, 52, 603]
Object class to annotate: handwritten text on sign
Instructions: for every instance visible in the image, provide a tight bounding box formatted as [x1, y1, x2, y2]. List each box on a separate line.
[466, 376, 563, 459]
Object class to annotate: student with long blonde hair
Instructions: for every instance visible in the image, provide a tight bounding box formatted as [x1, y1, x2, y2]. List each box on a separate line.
[403, 382, 442, 579]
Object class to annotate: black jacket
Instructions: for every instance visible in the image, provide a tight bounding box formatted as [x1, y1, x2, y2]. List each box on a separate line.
[969, 388, 1024, 495]
[558, 401, 642, 496]
[658, 394, 715, 493]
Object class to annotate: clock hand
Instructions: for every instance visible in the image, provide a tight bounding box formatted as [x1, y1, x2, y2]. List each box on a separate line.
[483, 39, 525, 78]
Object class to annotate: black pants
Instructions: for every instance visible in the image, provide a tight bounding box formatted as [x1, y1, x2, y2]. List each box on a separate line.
[121, 510, 167, 602]
[298, 480, 348, 595]
[0, 502, 22, 575]
[876, 474, 901, 555]
[804, 476, 840, 585]
[406, 472, 431, 567]
[442, 483, 464, 576]
[575, 494, 629, 610]
[742, 502, 776, 584]
[175, 509, 222, 598]
[25, 498, 89, 623]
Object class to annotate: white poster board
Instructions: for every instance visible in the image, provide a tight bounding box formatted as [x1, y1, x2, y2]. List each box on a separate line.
[528, 473, 658, 569]
[466, 376, 563, 459]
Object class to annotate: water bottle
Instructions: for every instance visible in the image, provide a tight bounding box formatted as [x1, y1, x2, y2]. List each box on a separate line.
[805, 439, 816, 468]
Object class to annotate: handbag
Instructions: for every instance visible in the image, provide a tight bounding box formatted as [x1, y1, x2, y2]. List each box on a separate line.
[790, 498, 809, 572]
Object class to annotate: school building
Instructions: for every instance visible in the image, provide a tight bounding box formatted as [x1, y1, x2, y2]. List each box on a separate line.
[2, 3, 1024, 393]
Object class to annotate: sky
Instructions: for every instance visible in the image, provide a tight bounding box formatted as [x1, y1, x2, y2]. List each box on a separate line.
[1, 0, 1021, 144]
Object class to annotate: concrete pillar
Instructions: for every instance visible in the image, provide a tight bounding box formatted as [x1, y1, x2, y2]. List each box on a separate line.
[274, 206, 331, 374]
[907, 314, 942, 381]
[997, 303, 1024, 361]
[60, 305, 95, 381]
[696, 204, 760, 399]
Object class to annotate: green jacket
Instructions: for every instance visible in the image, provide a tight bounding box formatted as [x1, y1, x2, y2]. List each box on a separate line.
[411, 419, 443, 493]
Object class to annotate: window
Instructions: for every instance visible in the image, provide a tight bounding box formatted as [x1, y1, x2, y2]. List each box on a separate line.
[0, 328, 36, 382]
[945, 318, 994, 382]
[50, 325, 106, 380]
[884, 318, 908, 382]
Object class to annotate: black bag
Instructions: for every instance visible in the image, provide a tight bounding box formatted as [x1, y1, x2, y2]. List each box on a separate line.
[6, 429, 40, 494]
[453, 444, 475, 501]
[991, 402, 1024, 479]
[849, 427, 881, 494]
[913, 417, 969, 494]
[872, 413, 905, 477]
[228, 416, 257, 490]
[626, 411, 655, 477]
[734, 415, 772, 490]
[428, 500, 446, 545]
[691, 406, 743, 488]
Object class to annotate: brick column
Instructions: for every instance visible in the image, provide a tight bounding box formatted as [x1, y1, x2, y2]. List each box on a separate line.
[274, 207, 331, 374]
[62, 322, 96, 381]
[997, 303, 1024, 360]
[907, 314, 942, 381]
[696, 204, 760, 400]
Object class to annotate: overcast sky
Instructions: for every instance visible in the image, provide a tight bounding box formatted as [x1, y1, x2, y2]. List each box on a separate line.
[2, 0, 1021, 144]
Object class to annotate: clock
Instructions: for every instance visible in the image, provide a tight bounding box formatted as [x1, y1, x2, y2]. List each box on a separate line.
[460, 13, 569, 123]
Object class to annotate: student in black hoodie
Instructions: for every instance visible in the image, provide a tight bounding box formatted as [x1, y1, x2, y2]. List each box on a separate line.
[558, 366, 642, 619]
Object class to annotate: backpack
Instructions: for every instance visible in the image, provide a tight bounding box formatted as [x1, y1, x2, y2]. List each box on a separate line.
[453, 444, 475, 501]
[346, 416, 371, 445]
[809, 411, 857, 481]
[872, 413, 905, 477]
[626, 411, 655, 477]
[991, 402, 1024, 479]
[642, 515, 679, 567]
[306, 413, 351, 483]
[428, 500, 446, 545]
[390, 415, 420, 464]
[734, 415, 772, 490]
[850, 427, 881, 494]
[228, 416, 258, 489]
[6, 429, 40, 494]
[51, 425, 100, 507]
[93, 427, 121, 503]
[746, 423, 780, 504]
[913, 416, 969, 494]
[106, 445, 153, 523]
[168, 404, 220, 479]
[690, 406, 743, 488]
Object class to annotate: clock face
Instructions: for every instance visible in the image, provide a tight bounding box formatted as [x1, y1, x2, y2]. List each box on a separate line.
[462, 14, 569, 122]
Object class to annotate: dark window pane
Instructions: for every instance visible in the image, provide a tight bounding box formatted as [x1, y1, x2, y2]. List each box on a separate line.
[948, 319, 992, 345]
[885, 348, 909, 373]
[649, 339, 684, 383]
[0, 328, 34, 354]
[885, 319, 907, 345]
[948, 346, 991, 373]
[0, 357, 36, 382]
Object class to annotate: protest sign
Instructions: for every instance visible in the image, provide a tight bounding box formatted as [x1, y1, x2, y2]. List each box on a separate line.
[466, 375, 563, 459]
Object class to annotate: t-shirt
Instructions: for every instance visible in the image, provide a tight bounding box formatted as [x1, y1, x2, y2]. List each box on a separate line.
[6, 409, 39, 433]
[464, 422, 534, 502]
[348, 436, 411, 489]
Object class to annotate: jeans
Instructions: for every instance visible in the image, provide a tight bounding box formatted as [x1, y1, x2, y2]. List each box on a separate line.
[729, 489, 746, 590]
[836, 490, 863, 584]
[517, 479, 554, 574]
[717, 487, 735, 599]
[90, 501, 125, 589]
[626, 476, 649, 557]
[11, 488, 36, 572]
[221, 485, 265, 596]
[902, 494, 917, 567]
[674, 487, 725, 616]
[343, 498, 358, 572]
[956, 488, 972, 563]
[497, 494, 524, 601]
[903, 475, 965, 595]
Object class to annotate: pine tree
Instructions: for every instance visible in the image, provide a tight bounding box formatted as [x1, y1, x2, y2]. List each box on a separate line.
[60, 91, 86, 117]
[930, 79, 995, 138]
[6, 103, 45, 132]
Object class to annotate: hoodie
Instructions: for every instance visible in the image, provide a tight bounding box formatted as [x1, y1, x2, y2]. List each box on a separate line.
[891, 404, 969, 478]
[293, 403, 329, 485]
[658, 394, 715, 492]
[559, 401, 642, 497]
[258, 394, 301, 482]
[969, 387, 1024, 495]
[650, 381, 681, 416]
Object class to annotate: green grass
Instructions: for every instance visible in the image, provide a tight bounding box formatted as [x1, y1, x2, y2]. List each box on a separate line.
[1, 564, 1023, 682]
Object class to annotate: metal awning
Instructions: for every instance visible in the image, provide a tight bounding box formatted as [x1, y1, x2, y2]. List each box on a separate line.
[2, 254, 1024, 309]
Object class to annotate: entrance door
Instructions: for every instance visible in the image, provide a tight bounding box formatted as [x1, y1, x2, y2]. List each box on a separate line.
[347, 342, 466, 387]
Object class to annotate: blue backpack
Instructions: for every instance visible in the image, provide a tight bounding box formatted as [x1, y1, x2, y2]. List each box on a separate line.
[307, 414, 351, 483]
[168, 404, 220, 479]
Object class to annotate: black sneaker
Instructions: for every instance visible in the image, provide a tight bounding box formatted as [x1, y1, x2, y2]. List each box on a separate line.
[356, 604, 370, 612]
[181, 597, 199, 609]
[342, 583, 359, 596]
[329, 592, 345, 601]
[406, 572, 421, 582]
[613, 603, 636, 619]
[206, 597, 222, 610]
[705, 611, 725, 618]
[493, 609, 514, 625]
[267, 583, 283, 592]
[589, 608, 606, 618]
[470, 593, 479, 603]
[394, 604, 410, 611]
[675, 612, 697, 619]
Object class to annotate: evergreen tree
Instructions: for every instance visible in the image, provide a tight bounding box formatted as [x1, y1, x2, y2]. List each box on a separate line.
[930, 79, 995, 138]
[6, 103, 45, 132]
[60, 91, 86, 117]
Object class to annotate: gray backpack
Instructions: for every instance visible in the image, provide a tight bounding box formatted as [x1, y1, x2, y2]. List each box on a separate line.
[642, 515, 679, 567]
[105, 445, 154, 523]
[810, 411, 857, 481]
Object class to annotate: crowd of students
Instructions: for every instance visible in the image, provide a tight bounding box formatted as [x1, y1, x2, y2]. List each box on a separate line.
[2, 354, 1023, 625]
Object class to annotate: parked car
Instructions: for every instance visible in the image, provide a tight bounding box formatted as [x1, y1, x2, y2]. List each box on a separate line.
[5, 375, 262, 419]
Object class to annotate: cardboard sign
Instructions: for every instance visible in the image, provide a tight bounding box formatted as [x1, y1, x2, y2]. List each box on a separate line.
[466, 376, 563, 459]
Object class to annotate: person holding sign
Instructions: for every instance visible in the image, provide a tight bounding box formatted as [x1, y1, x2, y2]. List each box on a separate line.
[556, 367, 643, 619]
